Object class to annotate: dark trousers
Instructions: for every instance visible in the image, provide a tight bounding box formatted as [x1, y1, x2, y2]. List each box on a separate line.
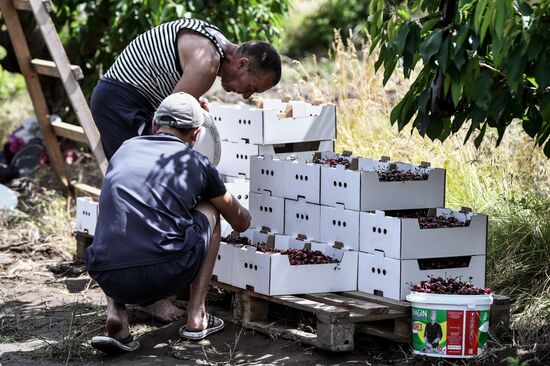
[90, 78, 154, 160]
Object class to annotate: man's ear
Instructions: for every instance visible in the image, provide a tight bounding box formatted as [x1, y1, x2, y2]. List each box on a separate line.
[151, 119, 158, 134]
[190, 127, 201, 142]
[238, 57, 250, 70]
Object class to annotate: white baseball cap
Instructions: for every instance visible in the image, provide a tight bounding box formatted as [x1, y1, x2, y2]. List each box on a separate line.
[154, 92, 212, 129]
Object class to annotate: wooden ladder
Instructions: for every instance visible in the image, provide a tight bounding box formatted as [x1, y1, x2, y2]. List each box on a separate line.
[0, 0, 106, 198]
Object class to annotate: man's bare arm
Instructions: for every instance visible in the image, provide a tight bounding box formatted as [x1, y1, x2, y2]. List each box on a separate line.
[209, 192, 251, 232]
[173, 32, 220, 98]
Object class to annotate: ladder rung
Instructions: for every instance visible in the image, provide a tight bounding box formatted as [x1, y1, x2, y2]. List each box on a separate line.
[71, 181, 101, 199]
[13, 0, 53, 12]
[51, 120, 88, 144]
[31, 59, 84, 80]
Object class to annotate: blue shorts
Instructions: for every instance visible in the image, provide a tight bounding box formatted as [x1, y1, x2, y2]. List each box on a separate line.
[90, 77, 154, 160]
[89, 210, 211, 305]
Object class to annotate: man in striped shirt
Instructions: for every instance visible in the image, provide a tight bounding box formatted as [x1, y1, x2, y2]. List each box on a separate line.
[91, 18, 282, 161]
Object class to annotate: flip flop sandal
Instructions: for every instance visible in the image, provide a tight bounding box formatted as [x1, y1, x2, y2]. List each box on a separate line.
[179, 313, 225, 340]
[91, 334, 140, 353]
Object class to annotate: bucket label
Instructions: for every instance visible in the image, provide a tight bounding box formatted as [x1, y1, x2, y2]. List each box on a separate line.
[411, 307, 490, 357]
[446, 310, 464, 356]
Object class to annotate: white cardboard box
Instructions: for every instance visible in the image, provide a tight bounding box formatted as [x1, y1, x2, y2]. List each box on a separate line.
[213, 241, 235, 284]
[358, 251, 486, 300]
[319, 155, 446, 211]
[359, 209, 487, 259]
[284, 159, 321, 203]
[75, 197, 99, 235]
[231, 236, 358, 295]
[210, 101, 336, 145]
[218, 140, 334, 178]
[250, 154, 286, 197]
[214, 229, 256, 284]
[249, 191, 285, 233]
[217, 141, 259, 178]
[284, 197, 321, 241]
[224, 180, 250, 210]
[320, 204, 360, 251]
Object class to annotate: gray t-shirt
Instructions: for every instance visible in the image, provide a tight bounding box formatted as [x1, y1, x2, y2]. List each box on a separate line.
[85, 133, 226, 271]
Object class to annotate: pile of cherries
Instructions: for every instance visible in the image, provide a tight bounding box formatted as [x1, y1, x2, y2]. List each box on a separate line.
[222, 235, 339, 266]
[410, 276, 492, 295]
[417, 215, 468, 229]
[222, 235, 252, 245]
[388, 209, 470, 229]
[256, 247, 339, 265]
[375, 168, 429, 181]
[280, 248, 339, 265]
[417, 256, 470, 270]
[313, 156, 351, 168]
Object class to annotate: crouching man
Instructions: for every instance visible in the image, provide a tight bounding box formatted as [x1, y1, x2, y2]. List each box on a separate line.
[85, 92, 250, 353]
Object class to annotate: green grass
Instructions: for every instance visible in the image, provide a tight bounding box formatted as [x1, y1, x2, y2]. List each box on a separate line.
[287, 34, 550, 343]
[0, 66, 31, 145]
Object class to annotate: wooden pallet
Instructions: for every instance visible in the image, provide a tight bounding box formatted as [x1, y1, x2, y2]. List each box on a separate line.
[211, 280, 511, 352]
[212, 280, 411, 351]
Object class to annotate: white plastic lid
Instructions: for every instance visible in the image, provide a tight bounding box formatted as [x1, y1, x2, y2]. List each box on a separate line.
[406, 291, 493, 306]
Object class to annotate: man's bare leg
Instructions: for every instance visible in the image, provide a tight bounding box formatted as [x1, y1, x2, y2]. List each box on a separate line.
[105, 295, 139, 347]
[186, 202, 221, 331]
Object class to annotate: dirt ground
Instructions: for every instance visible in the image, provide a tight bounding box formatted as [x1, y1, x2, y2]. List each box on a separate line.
[1, 236, 548, 366]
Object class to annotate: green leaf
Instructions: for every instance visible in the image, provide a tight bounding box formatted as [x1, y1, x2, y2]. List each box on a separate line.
[438, 38, 450, 72]
[420, 28, 443, 64]
[452, 111, 468, 133]
[439, 117, 452, 142]
[390, 95, 407, 125]
[405, 23, 421, 54]
[506, 51, 527, 92]
[399, 92, 418, 130]
[454, 24, 469, 55]
[474, 0, 488, 33]
[540, 93, 550, 122]
[480, 1, 495, 45]
[474, 122, 487, 148]
[396, 5, 411, 21]
[526, 77, 539, 88]
[426, 117, 443, 140]
[526, 37, 542, 61]
[444, 73, 452, 95]
[421, 18, 441, 35]
[375, 45, 387, 72]
[414, 112, 430, 136]
[523, 106, 543, 138]
[464, 119, 480, 143]
[383, 55, 398, 85]
[451, 79, 463, 107]
[395, 22, 411, 55]
[418, 89, 431, 113]
[494, 0, 507, 39]
[534, 53, 550, 89]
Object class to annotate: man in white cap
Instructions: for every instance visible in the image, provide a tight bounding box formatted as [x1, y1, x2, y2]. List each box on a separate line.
[86, 92, 251, 353]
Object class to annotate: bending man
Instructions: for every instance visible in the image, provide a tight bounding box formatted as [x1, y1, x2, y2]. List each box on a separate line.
[91, 18, 282, 160]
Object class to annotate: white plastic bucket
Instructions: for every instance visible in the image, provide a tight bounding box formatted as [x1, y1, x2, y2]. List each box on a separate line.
[193, 112, 221, 167]
[406, 292, 493, 358]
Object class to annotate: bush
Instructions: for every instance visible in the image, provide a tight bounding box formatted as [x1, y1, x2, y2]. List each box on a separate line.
[284, 0, 368, 57]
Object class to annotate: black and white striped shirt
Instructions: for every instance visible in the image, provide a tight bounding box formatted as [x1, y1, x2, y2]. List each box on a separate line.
[104, 19, 225, 109]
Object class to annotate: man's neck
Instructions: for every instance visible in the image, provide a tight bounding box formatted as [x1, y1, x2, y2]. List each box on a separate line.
[218, 44, 238, 77]
[157, 127, 192, 146]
